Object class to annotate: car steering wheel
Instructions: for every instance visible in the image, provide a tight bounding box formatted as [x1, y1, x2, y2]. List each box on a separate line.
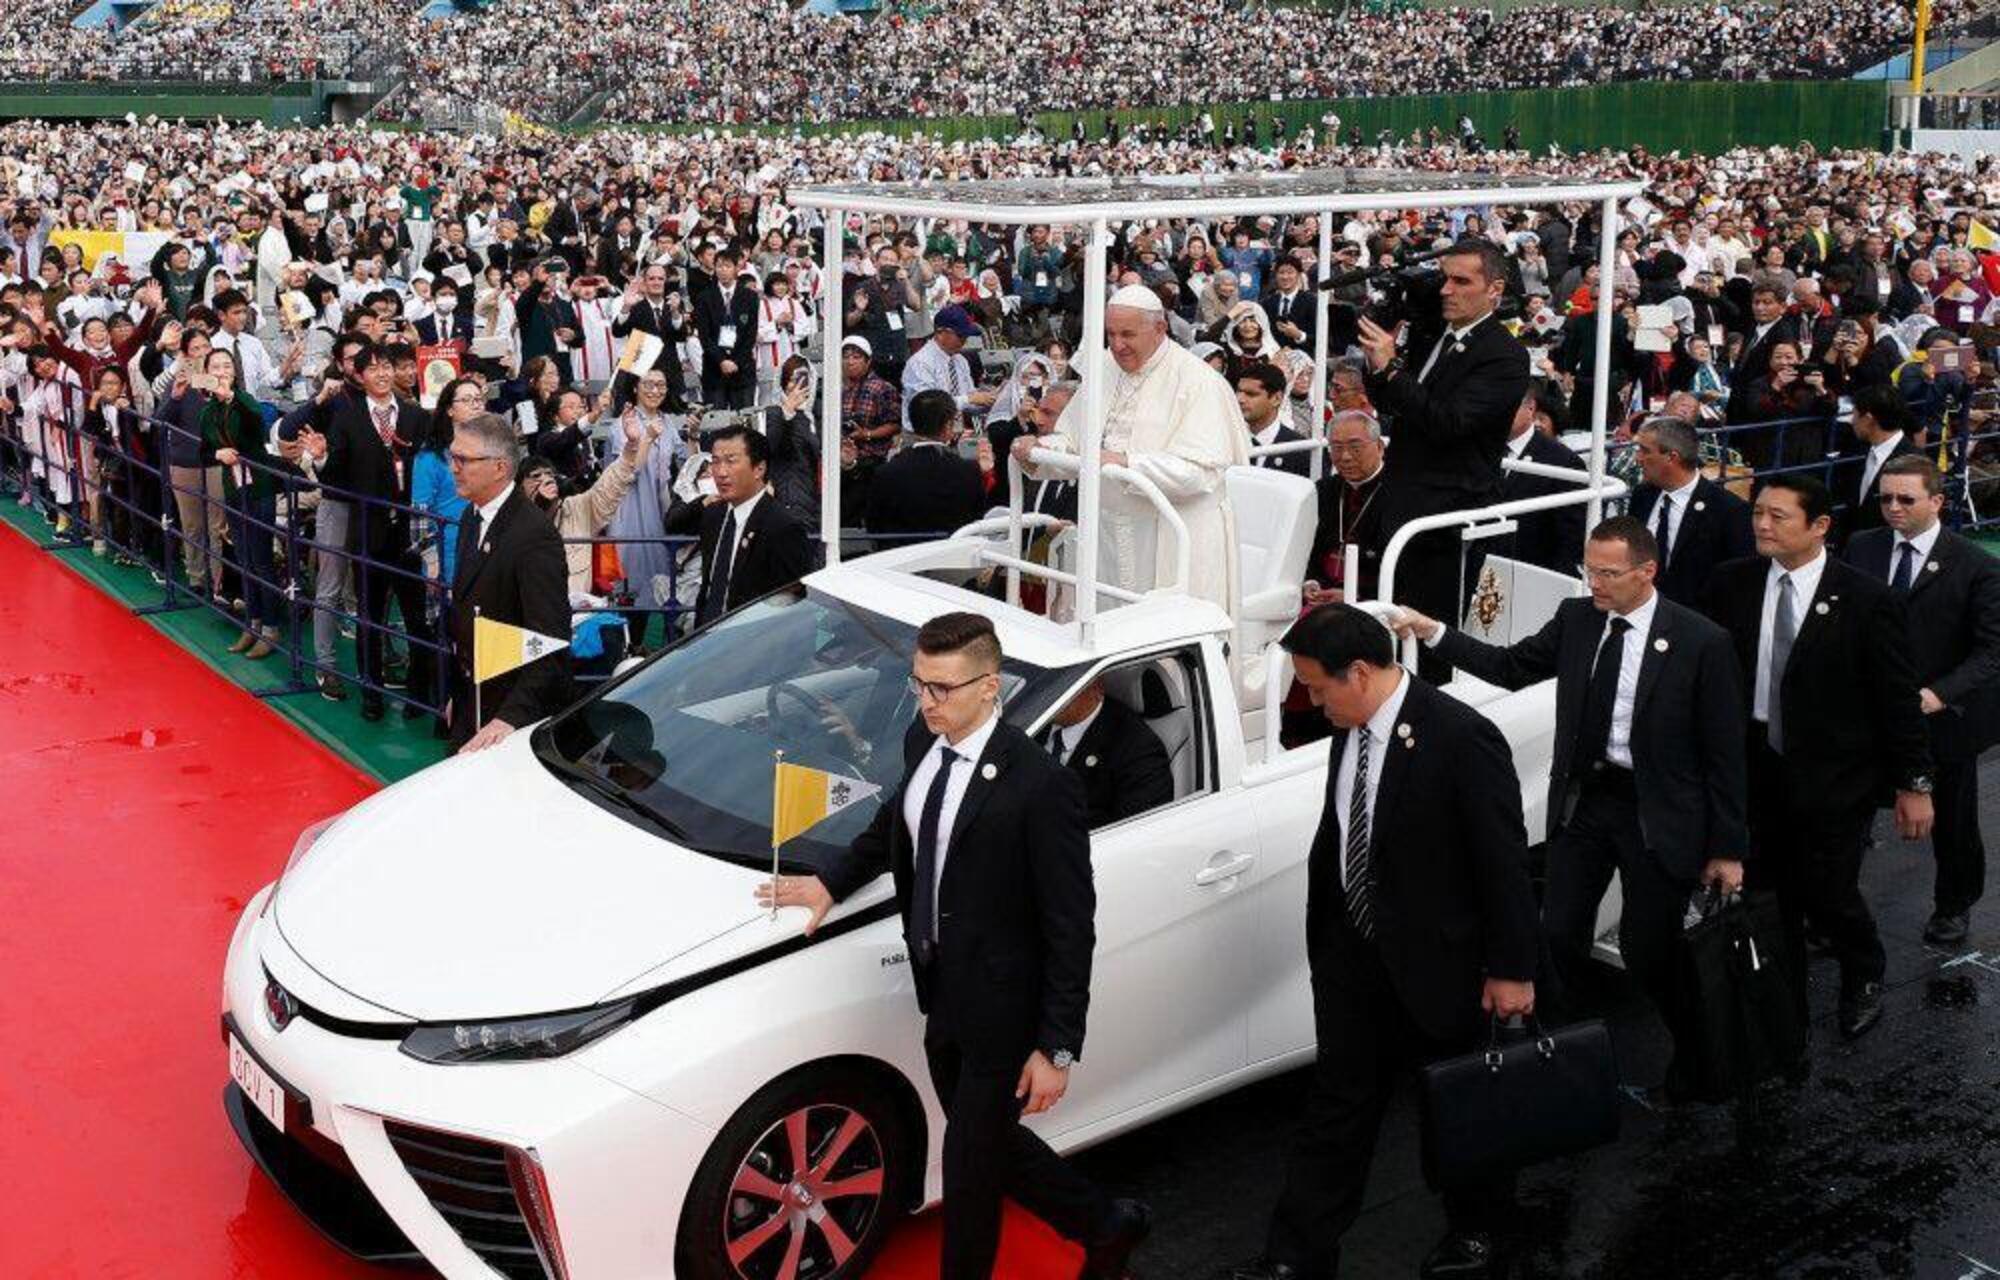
[765, 680, 869, 778]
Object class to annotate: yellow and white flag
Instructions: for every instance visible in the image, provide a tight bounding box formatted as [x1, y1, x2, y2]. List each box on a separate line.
[473, 616, 568, 684]
[771, 761, 880, 848]
[1970, 220, 2000, 253]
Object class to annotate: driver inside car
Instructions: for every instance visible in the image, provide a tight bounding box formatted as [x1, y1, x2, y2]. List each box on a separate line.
[1039, 678, 1175, 828]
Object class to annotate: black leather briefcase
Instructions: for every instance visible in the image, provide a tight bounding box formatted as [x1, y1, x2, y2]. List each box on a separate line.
[1418, 1015, 1620, 1188]
[1677, 888, 1805, 1103]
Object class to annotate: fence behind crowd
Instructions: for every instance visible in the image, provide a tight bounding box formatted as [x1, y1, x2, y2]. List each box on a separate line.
[3, 401, 1997, 733]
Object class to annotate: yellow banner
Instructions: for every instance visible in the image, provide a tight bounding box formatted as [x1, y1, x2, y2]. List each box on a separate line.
[473, 616, 567, 684]
[771, 761, 880, 849]
[1970, 220, 2000, 253]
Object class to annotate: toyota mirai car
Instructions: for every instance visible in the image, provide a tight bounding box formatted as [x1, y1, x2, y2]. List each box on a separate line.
[222, 485, 1567, 1280]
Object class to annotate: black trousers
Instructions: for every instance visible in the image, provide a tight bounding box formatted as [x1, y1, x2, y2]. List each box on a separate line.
[1746, 737, 1883, 1020]
[1541, 772, 1699, 1072]
[357, 542, 435, 705]
[923, 1015, 1108, 1280]
[1266, 923, 1514, 1273]
[1393, 529, 1484, 683]
[700, 364, 755, 409]
[1933, 757, 1987, 918]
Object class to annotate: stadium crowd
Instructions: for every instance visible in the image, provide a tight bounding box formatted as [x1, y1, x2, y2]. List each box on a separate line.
[3, 117, 2000, 718]
[0, 0, 1970, 122]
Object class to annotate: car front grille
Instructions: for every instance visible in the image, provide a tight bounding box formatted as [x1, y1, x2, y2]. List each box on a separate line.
[384, 1120, 551, 1280]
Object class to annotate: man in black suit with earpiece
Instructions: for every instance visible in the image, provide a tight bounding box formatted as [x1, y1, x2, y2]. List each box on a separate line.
[758, 612, 1151, 1280]
[665, 425, 812, 628]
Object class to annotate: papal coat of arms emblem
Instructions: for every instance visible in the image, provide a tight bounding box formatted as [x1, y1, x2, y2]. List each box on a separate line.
[1469, 565, 1506, 635]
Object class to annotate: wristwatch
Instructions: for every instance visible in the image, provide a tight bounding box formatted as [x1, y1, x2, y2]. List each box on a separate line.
[1904, 775, 1936, 795]
[1048, 1049, 1075, 1070]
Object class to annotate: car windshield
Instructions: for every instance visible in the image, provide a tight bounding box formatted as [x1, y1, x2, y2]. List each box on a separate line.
[534, 585, 1078, 872]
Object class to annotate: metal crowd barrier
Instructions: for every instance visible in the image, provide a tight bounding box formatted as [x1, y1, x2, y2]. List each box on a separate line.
[0, 406, 961, 722]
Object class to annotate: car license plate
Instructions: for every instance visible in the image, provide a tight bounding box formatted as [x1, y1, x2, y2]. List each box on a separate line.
[229, 1033, 288, 1134]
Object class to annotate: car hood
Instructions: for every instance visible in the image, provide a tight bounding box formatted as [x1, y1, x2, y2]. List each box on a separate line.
[273, 733, 764, 1021]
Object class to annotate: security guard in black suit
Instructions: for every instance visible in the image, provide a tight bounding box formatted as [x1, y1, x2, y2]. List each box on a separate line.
[1627, 416, 1754, 606]
[1845, 455, 2000, 947]
[1041, 678, 1175, 828]
[759, 613, 1151, 1280]
[1225, 605, 1540, 1280]
[1702, 473, 1935, 1040]
[1401, 516, 1748, 1100]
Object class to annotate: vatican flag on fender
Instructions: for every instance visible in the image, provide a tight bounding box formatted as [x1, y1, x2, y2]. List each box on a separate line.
[771, 761, 880, 849]
[473, 614, 569, 684]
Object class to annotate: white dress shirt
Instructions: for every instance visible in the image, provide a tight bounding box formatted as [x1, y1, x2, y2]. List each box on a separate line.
[1858, 431, 1906, 502]
[903, 706, 1003, 926]
[1754, 549, 1828, 725]
[1598, 591, 1659, 769]
[1505, 429, 1533, 461]
[212, 327, 280, 402]
[1888, 520, 1942, 585]
[472, 482, 514, 536]
[899, 338, 976, 428]
[1332, 670, 1412, 886]
[1650, 473, 1701, 564]
[718, 487, 764, 556]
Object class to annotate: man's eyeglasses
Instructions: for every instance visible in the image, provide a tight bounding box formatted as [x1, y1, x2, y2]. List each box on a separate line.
[447, 451, 503, 470]
[908, 672, 992, 703]
[1576, 563, 1641, 583]
[1878, 492, 1928, 507]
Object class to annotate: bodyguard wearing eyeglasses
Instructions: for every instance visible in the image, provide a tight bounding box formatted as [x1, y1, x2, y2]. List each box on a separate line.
[1845, 455, 2000, 949]
[445, 412, 573, 753]
[1394, 516, 1748, 1103]
[757, 612, 1151, 1280]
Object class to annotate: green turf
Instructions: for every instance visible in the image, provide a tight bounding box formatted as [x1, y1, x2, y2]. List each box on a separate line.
[0, 500, 446, 784]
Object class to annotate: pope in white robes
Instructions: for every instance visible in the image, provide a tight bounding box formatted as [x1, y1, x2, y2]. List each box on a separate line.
[1015, 285, 1249, 614]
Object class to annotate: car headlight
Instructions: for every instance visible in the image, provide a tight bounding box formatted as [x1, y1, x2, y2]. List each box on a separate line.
[399, 999, 639, 1065]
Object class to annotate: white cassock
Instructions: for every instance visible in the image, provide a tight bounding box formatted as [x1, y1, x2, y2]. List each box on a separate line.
[1038, 338, 1249, 613]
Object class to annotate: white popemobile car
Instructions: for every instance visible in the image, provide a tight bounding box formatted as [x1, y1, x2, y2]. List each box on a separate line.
[221, 169, 1641, 1280]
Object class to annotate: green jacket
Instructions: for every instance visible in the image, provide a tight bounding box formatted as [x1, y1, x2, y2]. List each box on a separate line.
[199, 390, 279, 501]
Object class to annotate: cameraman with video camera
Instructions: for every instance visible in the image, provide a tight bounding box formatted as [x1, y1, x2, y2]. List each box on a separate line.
[1353, 239, 1530, 653]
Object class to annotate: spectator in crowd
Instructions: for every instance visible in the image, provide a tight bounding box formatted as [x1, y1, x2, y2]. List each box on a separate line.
[694, 248, 759, 409]
[763, 355, 823, 527]
[197, 346, 284, 660]
[902, 304, 997, 430]
[411, 375, 485, 592]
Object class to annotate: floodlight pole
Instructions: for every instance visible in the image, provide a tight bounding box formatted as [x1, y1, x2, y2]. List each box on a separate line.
[1076, 218, 1110, 643]
[1587, 195, 1622, 530]
[820, 211, 845, 566]
[1309, 211, 1333, 481]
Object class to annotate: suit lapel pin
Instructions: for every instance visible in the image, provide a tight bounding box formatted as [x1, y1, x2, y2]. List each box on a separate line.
[1654, 637, 1669, 652]
[1928, 561, 1941, 574]
[981, 762, 997, 780]
[1084, 755, 1098, 768]
[1396, 722, 1411, 739]
[742, 529, 756, 547]
[1815, 601, 1830, 615]
[1692, 500, 1706, 512]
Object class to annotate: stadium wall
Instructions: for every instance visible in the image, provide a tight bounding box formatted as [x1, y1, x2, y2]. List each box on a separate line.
[0, 78, 1887, 152]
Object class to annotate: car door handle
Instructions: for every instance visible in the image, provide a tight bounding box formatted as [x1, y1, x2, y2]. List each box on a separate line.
[1194, 853, 1256, 886]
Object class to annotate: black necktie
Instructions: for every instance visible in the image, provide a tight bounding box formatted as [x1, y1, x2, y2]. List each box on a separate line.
[704, 508, 738, 625]
[910, 746, 960, 964]
[1892, 541, 1917, 593]
[1576, 617, 1633, 767]
[460, 506, 484, 579]
[1653, 494, 1674, 569]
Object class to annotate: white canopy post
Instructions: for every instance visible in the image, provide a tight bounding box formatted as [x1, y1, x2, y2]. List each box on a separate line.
[1076, 217, 1110, 642]
[1309, 211, 1334, 481]
[1587, 195, 1622, 530]
[819, 211, 846, 565]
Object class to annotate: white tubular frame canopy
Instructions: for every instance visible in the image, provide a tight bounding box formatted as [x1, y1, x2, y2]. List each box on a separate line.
[793, 173, 1644, 647]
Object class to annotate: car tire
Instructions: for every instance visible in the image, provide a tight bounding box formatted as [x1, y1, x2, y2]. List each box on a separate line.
[676, 1064, 916, 1280]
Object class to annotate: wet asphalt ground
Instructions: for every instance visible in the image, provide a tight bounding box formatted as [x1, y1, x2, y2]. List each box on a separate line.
[1069, 775, 2000, 1280]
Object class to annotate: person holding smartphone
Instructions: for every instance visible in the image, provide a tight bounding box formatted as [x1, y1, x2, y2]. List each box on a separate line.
[197, 348, 284, 659]
[761, 354, 822, 526]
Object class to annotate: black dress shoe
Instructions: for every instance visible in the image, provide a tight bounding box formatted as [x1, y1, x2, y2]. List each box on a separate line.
[1924, 912, 1970, 947]
[1080, 1198, 1151, 1279]
[1420, 1230, 1495, 1279]
[360, 695, 385, 722]
[1215, 1261, 1310, 1280]
[1838, 982, 1884, 1040]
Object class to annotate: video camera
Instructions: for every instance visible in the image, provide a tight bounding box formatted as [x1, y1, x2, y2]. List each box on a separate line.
[1316, 244, 1452, 332]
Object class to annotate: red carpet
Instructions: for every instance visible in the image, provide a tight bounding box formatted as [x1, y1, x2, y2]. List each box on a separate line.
[0, 526, 1075, 1279]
